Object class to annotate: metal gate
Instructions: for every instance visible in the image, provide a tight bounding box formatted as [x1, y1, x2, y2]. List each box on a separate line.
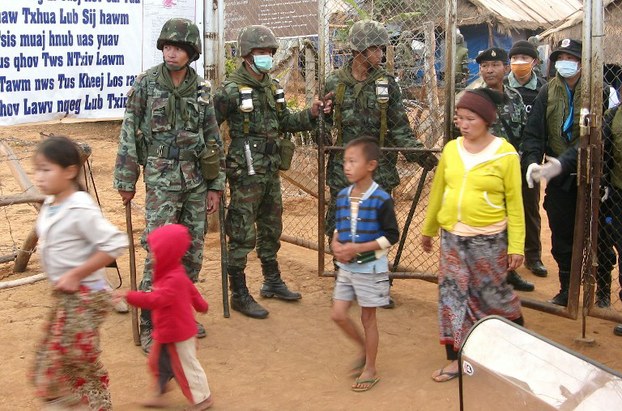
[218, 0, 622, 328]
[531, 0, 622, 326]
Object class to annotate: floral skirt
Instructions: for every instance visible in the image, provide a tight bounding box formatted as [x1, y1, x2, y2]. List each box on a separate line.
[438, 230, 522, 351]
[31, 286, 112, 410]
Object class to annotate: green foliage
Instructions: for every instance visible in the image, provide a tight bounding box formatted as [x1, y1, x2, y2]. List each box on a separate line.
[225, 57, 237, 76]
[342, 0, 369, 19]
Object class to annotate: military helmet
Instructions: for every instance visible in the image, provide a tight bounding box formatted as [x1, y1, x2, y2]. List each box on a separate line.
[238, 25, 279, 57]
[349, 20, 389, 52]
[157, 18, 202, 62]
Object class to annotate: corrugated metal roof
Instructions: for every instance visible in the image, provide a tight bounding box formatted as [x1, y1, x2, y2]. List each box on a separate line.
[539, 0, 617, 39]
[470, 0, 582, 25]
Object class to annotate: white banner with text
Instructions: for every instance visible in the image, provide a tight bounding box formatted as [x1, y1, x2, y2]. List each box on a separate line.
[0, 0, 200, 125]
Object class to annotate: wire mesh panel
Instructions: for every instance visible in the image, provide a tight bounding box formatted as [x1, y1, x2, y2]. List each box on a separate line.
[592, 0, 622, 323]
[221, 1, 448, 278]
[220, 0, 323, 254]
[317, 1, 447, 277]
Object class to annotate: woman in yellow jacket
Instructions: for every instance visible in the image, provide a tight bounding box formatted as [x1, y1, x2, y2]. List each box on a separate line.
[421, 88, 525, 382]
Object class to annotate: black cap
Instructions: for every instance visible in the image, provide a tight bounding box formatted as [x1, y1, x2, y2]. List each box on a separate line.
[475, 47, 508, 64]
[509, 40, 538, 60]
[549, 38, 582, 62]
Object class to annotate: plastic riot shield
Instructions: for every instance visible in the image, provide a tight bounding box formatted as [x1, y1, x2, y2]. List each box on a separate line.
[459, 316, 622, 410]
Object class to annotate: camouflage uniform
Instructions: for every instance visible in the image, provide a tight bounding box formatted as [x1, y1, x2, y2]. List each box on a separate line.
[455, 34, 470, 91]
[324, 20, 437, 237]
[395, 30, 418, 87]
[113, 18, 225, 347]
[215, 65, 314, 268]
[213, 25, 315, 318]
[486, 84, 527, 150]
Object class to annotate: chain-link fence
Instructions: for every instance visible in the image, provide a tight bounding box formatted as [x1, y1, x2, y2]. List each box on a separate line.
[222, 1, 449, 278]
[589, 0, 622, 323]
[538, 0, 622, 324]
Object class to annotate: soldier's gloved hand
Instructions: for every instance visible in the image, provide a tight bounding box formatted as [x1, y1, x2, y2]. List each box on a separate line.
[526, 156, 562, 188]
[525, 163, 542, 188]
[601, 186, 610, 203]
[539, 155, 562, 182]
[419, 152, 438, 169]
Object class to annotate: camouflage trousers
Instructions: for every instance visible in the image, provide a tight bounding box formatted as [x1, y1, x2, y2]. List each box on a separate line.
[140, 184, 208, 290]
[31, 287, 112, 410]
[226, 171, 282, 270]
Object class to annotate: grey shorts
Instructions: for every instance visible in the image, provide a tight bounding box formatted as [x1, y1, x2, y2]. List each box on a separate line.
[333, 267, 390, 307]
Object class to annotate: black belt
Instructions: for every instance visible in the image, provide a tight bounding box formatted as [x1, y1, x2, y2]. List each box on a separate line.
[147, 145, 197, 161]
[230, 138, 278, 155]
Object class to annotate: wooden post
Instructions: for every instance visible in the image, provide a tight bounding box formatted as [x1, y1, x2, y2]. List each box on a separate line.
[386, 45, 396, 76]
[423, 22, 441, 147]
[305, 44, 317, 107]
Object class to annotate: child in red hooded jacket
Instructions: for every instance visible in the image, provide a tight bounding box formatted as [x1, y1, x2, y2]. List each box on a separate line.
[117, 224, 212, 410]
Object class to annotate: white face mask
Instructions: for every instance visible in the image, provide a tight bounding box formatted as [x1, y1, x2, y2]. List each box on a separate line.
[555, 60, 580, 78]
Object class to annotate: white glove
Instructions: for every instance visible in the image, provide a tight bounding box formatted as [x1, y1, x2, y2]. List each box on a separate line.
[601, 186, 610, 202]
[526, 163, 542, 188]
[526, 156, 563, 188]
[539, 155, 562, 182]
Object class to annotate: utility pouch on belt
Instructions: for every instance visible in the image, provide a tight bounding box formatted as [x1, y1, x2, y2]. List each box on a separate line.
[136, 130, 147, 166]
[199, 140, 220, 180]
[239, 86, 254, 112]
[278, 137, 295, 171]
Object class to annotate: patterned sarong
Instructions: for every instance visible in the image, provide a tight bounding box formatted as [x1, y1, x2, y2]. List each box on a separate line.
[438, 230, 522, 351]
[31, 286, 112, 410]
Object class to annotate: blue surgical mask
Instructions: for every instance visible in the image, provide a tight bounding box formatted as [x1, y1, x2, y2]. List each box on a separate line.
[555, 60, 580, 78]
[252, 55, 273, 73]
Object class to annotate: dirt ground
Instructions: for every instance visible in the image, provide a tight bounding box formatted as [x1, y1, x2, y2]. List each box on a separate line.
[1, 121, 621, 410]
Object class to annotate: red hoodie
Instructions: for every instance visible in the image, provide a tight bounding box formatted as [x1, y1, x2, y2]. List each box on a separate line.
[126, 224, 208, 343]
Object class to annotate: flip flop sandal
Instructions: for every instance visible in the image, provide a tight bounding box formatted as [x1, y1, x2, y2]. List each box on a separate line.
[352, 376, 381, 392]
[431, 367, 459, 382]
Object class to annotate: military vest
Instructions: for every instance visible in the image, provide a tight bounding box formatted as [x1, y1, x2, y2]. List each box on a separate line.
[546, 76, 581, 156]
[334, 76, 390, 146]
[228, 79, 285, 136]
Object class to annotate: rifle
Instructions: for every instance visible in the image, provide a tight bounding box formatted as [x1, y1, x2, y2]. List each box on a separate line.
[218, 193, 230, 318]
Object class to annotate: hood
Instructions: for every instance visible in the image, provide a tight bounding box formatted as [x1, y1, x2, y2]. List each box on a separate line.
[147, 224, 190, 281]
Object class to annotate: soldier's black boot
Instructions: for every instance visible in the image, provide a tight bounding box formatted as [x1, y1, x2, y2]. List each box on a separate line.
[596, 267, 612, 308]
[139, 309, 153, 354]
[507, 270, 535, 292]
[549, 270, 570, 306]
[229, 269, 269, 319]
[259, 260, 302, 301]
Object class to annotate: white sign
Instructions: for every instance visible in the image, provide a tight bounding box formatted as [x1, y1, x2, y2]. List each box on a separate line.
[0, 1, 200, 126]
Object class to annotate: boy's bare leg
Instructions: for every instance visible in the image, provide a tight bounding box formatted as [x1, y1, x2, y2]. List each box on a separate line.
[331, 299, 365, 356]
[358, 307, 379, 380]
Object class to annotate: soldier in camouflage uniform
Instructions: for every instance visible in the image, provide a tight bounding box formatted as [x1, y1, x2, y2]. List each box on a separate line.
[323, 20, 438, 308]
[395, 30, 418, 87]
[473, 47, 534, 293]
[213, 25, 327, 319]
[113, 18, 225, 352]
[455, 33, 470, 91]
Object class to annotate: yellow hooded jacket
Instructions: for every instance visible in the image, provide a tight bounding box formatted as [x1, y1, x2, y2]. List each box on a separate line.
[422, 137, 525, 255]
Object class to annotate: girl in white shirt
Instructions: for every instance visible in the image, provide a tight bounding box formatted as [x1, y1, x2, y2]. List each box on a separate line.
[31, 136, 127, 410]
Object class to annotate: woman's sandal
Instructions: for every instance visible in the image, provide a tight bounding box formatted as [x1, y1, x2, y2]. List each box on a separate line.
[431, 366, 459, 382]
